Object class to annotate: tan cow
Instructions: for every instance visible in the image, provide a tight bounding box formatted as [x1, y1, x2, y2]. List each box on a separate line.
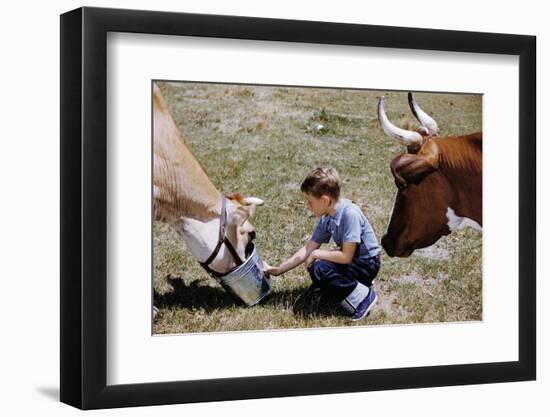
[153, 83, 264, 274]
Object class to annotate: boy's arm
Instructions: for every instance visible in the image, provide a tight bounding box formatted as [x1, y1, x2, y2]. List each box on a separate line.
[306, 242, 357, 266]
[265, 240, 321, 276]
[307, 205, 362, 266]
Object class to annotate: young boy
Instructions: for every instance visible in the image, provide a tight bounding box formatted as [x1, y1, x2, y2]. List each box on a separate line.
[264, 167, 381, 321]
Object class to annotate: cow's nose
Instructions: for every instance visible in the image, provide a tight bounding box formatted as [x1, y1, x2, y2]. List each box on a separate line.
[381, 234, 413, 257]
[248, 231, 256, 241]
[381, 233, 395, 257]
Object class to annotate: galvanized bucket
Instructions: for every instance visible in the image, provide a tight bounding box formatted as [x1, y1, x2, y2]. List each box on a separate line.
[217, 244, 272, 306]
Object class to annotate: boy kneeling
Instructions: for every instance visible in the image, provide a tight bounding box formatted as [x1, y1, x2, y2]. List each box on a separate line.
[265, 167, 381, 321]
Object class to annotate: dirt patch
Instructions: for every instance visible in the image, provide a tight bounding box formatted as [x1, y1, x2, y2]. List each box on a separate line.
[374, 290, 398, 313]
[284, 182, 301, 191]
[387, 272, 444, 298]
[414, 244, 450, 261]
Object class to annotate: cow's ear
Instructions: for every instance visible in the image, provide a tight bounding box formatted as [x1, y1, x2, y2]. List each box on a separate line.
[226, 204, 248, 227]
[227, 196, 263, 224]
[391, 141, 439, 186]
[242, 196, 264, 218]
[233, 205, 253, 225]
[243, 196, 264, 206]
[226, 193, 245, 205]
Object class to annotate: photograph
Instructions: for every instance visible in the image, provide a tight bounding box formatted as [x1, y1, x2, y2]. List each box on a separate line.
[152, 81, 483, 334]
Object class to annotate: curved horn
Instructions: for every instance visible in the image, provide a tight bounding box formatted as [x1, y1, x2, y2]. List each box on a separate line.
[377, 96, 423, 147]
[408, 92, 439, 136]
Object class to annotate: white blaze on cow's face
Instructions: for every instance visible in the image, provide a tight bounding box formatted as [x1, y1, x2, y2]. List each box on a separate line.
[177, 196, 264, 273]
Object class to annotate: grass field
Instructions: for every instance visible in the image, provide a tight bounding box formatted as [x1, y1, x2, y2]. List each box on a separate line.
[153, 81, 482, 334]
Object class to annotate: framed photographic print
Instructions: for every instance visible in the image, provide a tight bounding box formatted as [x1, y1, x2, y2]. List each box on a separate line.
[60, 6, 536, 410]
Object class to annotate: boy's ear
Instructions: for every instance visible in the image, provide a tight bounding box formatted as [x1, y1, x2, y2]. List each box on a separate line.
[321, 195, 332, 206]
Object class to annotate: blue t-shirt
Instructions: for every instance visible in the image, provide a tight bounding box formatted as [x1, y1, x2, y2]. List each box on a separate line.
[311, 199, 381, 258]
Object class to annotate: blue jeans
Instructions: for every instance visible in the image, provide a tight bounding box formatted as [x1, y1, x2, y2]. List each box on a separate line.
[308, 255, 381, 302]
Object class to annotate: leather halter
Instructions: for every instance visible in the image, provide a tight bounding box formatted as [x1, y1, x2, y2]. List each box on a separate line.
[199, 197, 244, 278]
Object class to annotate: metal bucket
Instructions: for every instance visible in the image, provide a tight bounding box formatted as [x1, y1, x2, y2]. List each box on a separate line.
[217, 244, 272, 306]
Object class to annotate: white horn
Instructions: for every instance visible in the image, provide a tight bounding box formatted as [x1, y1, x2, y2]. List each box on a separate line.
[408, 92, 439, 136]
[377, 96, 423, 147]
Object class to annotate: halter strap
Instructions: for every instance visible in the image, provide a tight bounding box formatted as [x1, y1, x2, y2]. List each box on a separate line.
[200, 196, 244, 278]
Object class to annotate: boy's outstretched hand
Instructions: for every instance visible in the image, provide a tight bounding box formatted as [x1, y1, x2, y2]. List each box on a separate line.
[263, 261, 282, 277]
[304, 250, 319, 269]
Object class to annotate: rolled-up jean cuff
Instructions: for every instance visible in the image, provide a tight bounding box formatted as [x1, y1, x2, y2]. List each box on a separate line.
[340, 282, 370, 314]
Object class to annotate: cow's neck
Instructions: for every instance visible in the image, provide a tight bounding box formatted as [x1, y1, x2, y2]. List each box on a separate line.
[153, 84, 244, 273]
[153, 89, 221, 223]
[439, 165, 482, 227]
[177, 216, 218, 262]
[154, 152, 221, 223]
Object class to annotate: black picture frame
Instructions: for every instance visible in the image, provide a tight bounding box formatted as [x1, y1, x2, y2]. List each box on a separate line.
[60, 6, 536, 410]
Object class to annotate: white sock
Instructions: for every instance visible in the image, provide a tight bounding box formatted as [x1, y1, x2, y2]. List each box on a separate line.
[340, 282, 370, 314]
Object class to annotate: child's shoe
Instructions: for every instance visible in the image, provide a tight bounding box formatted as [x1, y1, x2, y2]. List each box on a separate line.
[351, 288, 377, 321]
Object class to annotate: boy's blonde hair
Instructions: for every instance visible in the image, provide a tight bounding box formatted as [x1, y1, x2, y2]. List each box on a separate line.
[301, 167, 341, 200]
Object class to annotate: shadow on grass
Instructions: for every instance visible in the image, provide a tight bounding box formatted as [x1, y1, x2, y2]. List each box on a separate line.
[155, 276, 345, 319]
[154, 276, 236, 313]
[282, 287, 343, 318]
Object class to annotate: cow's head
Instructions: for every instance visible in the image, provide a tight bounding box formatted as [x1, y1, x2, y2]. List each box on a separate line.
[225, 193, 264, 261]
[378, 93, 452, 257]
[179, 193, 264, 273]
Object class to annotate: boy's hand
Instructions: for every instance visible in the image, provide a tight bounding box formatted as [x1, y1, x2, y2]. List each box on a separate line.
[263, 262, 282, 277]
[304, 250, 319, 269]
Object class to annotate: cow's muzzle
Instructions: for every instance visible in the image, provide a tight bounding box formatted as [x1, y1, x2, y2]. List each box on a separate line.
[381, 233, 413, 258]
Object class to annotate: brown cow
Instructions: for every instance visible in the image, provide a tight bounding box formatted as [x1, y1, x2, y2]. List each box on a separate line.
[378, 93, 482, 257]
[153, 83, 264, 274]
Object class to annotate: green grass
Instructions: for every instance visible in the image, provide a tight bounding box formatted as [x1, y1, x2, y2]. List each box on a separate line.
[153, 82, 482, 334]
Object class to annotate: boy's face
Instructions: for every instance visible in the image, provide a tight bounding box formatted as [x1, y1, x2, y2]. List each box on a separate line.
[304, 193, 332, 217]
